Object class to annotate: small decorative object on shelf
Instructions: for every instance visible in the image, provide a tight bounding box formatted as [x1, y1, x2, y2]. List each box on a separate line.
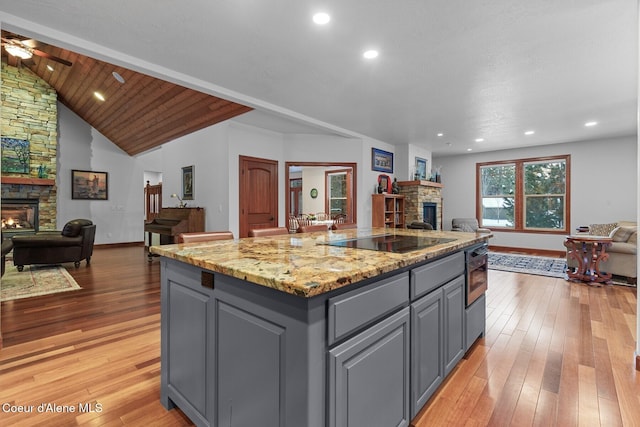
[171, 193, 186, 208]
[37, 164, 48, 178]
[392, 178, 399, 194]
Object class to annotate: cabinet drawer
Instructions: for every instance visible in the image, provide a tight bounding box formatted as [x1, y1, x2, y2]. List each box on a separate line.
[411, 252, 464, 300]
[328, 272, 409, 346]
[465, 293, 486, 350]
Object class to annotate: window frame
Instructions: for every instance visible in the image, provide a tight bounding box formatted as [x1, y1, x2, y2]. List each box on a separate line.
[325, 168, 353, 221]
[476, 155, 571, 234]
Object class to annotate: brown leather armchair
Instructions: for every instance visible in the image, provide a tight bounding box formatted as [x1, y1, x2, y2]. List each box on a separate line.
[11, 219, 96, 271]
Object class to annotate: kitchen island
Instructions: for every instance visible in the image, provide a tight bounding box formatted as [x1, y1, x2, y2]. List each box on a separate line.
[151, 228, 490, 427]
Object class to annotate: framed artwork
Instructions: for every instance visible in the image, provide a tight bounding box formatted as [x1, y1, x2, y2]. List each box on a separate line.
[1, 137, 30, 173]
[72, 170, 108, 200]
[415, 157, 427, 180]
[377, 174, 392, 193]
[371, 147, 394, 173]
[182, 165, 194, 200]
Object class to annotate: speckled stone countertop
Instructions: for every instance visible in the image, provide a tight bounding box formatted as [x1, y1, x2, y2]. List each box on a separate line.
[150, 228, 491, 298]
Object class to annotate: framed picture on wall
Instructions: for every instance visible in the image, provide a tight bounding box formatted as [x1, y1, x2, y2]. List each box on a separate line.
[371, 148, 393, 173]
[72, 170, 108, 200]
[415, 157, 427, 180]
[182, 165, 194, 200]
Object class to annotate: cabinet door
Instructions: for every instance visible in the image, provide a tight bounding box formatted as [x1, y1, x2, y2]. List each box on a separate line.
[215, 298, 285, 427]
[328, 307, 410, 427]
[443, 276, 465, 376]
[161, 260, 215, 427]
[410, 288, 443, 418]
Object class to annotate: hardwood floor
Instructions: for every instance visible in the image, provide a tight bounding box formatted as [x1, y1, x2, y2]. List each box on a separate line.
[1, 247, 638, 426]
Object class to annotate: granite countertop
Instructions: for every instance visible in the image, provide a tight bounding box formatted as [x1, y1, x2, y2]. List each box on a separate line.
[150, 228, 491, 298]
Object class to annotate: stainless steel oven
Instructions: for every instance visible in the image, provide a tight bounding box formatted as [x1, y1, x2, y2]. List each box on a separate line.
[465, 243, 488, 306]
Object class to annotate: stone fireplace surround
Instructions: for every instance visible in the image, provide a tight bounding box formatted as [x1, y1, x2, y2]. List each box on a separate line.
[1, 178, 57, 233]
[397, 180, 443, 230]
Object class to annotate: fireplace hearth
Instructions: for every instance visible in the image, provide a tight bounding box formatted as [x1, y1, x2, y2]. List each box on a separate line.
[1, 198, 39, 238]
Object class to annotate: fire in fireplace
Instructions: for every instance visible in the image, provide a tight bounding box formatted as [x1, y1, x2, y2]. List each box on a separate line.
[1, 198, 39, 237]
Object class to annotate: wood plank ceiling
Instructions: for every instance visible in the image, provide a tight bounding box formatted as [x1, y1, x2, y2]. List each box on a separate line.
[1, 31, 252, 156]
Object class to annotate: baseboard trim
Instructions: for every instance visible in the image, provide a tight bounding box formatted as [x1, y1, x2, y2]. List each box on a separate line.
[94, 241, 145, 249]
[489, 245, 565, 258]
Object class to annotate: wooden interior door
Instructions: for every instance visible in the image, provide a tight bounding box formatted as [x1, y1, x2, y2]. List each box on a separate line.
[239, 156, 278, 238]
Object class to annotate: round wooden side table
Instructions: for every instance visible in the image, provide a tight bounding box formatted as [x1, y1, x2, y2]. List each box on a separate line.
[564, 235, 613, 285]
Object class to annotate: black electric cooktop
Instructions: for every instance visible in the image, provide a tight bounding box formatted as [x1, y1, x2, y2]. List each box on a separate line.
[324, 234, 456, 254]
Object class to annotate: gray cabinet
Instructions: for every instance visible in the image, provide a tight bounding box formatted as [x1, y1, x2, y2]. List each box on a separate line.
[465, 293, 486, 350]
[443, 276, 465, 375]
[410, 287, 443, 416]
[161, 260, 215, 427]
[328, 307, 411, 427]
[160, 249, 484, 427]
[410, 274, 465, 417]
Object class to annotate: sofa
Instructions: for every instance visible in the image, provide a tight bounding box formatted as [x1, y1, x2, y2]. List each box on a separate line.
[11, 219, 96, 272]
[566, 221, 637, 283]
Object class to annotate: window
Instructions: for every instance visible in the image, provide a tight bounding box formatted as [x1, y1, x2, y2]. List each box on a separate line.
[326, 169, 353, 221]
[477, 155, 570, 233]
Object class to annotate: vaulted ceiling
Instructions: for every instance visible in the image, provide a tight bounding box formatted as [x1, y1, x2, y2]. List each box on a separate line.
[1, 31, 253, 156]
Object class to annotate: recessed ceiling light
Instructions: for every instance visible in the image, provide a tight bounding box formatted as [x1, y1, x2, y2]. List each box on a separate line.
[112, 71, 125, 84]
[363, 50, 379, 59]
[46, 65, 54, 72]
[467, 148, 473, 152]
[437, 133, 444, 137]
[313, 12, 331, 25]
[475, 138, 484, 142]
[524, 130, 535, 135]
[585, 121, 598, 127]
[93, 91, 105, 101]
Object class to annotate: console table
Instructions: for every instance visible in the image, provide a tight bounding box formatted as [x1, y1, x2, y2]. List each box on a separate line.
[564, 235, 613, 284]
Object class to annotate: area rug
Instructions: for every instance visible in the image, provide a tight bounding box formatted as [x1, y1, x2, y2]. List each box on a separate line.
[488, 252, 567, 278]
[1, 265, 81, 301]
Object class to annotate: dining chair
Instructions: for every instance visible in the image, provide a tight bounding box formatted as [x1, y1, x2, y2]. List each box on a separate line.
[331, 222, 357, 231]
[333, 214, 347, 224]
[316, 212, 329, 220]
[297, 224, 330, 233]
[248, 227, 290, 237]
[287, 216, 299, 233]
[296, 215, 312, 227]
[176, 231, 234, 243]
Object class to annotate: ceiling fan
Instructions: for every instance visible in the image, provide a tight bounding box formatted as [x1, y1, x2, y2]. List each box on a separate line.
[1, 37, 72, 66]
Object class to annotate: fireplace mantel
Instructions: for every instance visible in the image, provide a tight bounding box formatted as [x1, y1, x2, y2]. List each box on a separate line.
[1, 177, 55, 186]
[397, 180, 443, 188]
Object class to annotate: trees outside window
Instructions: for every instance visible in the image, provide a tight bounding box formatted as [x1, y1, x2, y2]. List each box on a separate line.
[477, 155, 570, 234]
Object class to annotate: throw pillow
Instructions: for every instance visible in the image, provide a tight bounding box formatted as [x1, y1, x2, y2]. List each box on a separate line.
[589, 223, 617, 237]
[611, 226, 637, 242]
[62, 222, 83, 237]
[627, 232, 637, 245]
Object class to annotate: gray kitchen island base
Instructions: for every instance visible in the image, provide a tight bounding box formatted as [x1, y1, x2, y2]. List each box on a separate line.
[160, 249, 485, 427]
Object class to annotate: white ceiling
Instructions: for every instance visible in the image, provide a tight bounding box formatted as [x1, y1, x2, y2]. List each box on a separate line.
[0, 0, 636, 155]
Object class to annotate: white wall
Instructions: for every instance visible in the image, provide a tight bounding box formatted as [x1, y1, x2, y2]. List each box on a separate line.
[434, 135, 637, 251]
[57, 109, 410, 242]
[57, 103, 146, 244]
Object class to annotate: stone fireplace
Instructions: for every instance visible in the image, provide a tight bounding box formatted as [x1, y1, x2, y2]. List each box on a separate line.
[397, 180, 443, 230]
[1, 62, 58, 233]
